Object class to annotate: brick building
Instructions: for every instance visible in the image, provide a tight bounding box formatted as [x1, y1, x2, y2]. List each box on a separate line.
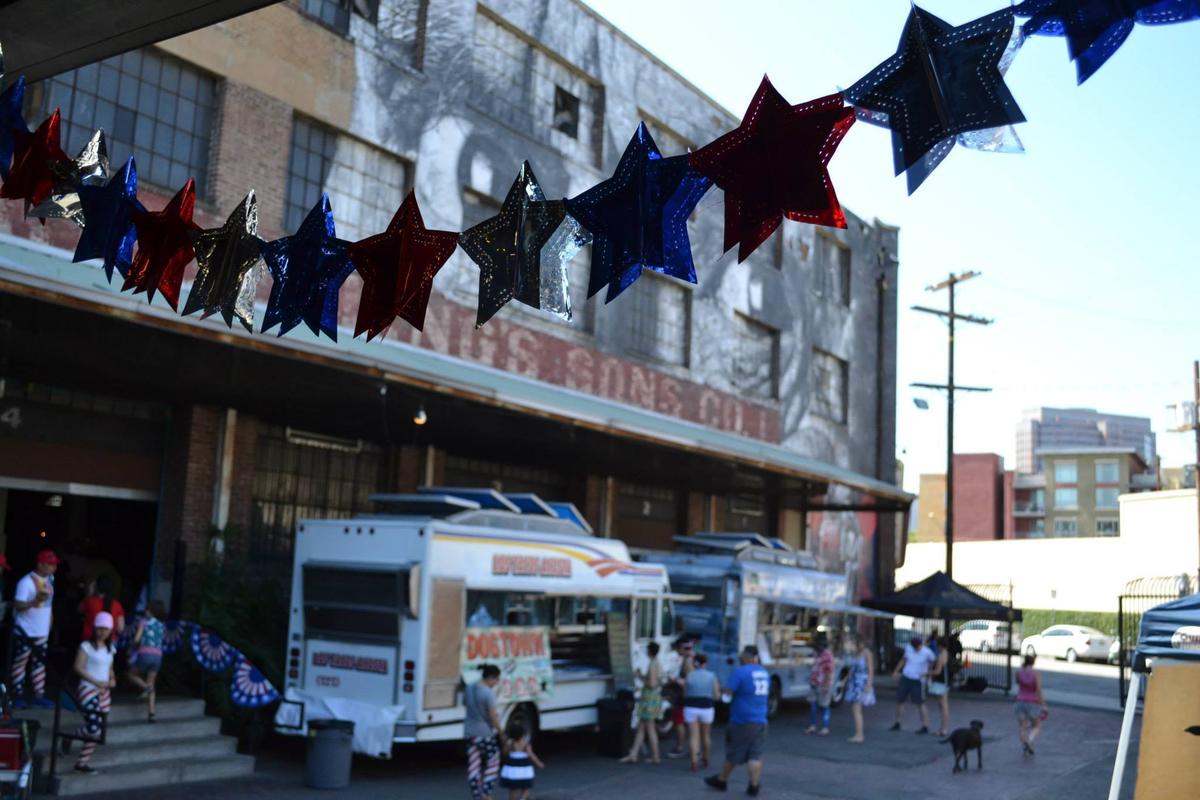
[0, 0, 906, 615]
[913, 453, 1004, 542]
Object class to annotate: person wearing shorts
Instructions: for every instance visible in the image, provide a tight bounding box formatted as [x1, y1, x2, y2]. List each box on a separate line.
[684, 653, 720, 770]
[1014, 654, 1047, 755]
[705, 646, 768, 797]
[890, 636, 935, 734]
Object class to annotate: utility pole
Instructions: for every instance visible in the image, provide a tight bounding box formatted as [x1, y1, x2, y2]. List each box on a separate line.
[911, 271, 992, 581]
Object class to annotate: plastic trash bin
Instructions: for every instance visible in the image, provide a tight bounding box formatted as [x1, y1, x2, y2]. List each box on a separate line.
[596, 693, 635, 758]
[305, 719, 354, 789]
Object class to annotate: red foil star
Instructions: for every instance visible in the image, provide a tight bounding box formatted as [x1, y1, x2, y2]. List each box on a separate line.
[348, 191, 458, 338]
[124, 178, 200, 310]
[689, 77, 855, 263]
[1, 109, 69, 212]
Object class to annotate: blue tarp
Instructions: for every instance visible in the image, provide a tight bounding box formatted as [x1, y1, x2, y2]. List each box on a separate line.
[1135, 592, 1200, 669]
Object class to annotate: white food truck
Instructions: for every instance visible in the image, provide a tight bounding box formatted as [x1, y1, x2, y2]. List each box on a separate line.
[274, 488, 683, 754]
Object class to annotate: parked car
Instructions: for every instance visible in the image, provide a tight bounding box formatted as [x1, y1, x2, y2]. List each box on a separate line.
[954, 619, 1022, 653]
[1022, 625, 1113, 662]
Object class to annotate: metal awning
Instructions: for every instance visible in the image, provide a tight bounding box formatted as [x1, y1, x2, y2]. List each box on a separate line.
[0, 234, 913, 509]
[0, 1, 278, 83]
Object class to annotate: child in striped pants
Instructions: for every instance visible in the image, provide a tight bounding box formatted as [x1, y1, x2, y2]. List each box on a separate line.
[70, 611, 116, 773]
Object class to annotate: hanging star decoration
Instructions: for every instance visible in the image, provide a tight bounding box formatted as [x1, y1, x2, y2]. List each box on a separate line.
[1016, 0, 1200, 84]
[565, 123, 711, 302]
[183, 190, 266, 332]
[260, 193, 355, 341]
[73, 156, 143, 281]
[842, 5, 1026, 194]
[689, 77, 855, 263]
[348, 190, 459, 337]
[28, 129, 110, 227]
[459, 162, 589, 327]
[123, 178, 201, 309]
[0, 75, 27, 180]
[1, 109, 69, 211]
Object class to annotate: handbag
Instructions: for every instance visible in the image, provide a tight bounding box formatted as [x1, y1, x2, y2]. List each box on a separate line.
[927, 681, 948, 697]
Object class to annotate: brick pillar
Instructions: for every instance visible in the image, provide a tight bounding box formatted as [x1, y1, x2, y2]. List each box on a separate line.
[391, 444, 423, 492]
[227, 413, 259, 536]
[208, 80, 292, 240]
[685, 491, 706, 536]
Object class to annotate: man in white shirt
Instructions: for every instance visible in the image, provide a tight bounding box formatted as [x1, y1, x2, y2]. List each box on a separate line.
[889, 635, 936, 734]
[11, 550, 59, 708]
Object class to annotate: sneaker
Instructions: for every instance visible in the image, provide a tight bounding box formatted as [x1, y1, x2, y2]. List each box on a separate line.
[888, 722, 900, 732]
[747, 784, 761, 797]
[32, 697, 55, 709]
[915, 726, 929, 735]
[1023, 742, 1035, 756]
[667, 748, 688, 759]
[704, 775, 728, 791]
[73, 765, 98, 774]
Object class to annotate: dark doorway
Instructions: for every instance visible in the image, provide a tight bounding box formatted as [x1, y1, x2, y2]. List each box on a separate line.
[3, 489, 157, 654]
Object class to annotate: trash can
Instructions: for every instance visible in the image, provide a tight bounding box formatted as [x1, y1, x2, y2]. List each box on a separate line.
[305, 719, 354, 789]
[596, 693, 635, 758]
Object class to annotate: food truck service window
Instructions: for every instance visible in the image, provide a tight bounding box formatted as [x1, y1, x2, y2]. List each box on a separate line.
[466, 592, 553, 628]
[303, 565, 408, 641]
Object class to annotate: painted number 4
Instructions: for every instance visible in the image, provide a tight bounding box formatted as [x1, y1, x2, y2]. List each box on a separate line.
[753, 676, 770, 696]
[0, 407, 20, 430]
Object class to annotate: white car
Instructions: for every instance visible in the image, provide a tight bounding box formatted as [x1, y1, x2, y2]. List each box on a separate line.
[954, 620, 1022, 653]
[1022, 625, 1113, 663]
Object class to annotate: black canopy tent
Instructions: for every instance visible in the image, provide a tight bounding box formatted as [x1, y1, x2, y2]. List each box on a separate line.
[863, 571, 1022, 622]
[1109, 592, 1200, 799]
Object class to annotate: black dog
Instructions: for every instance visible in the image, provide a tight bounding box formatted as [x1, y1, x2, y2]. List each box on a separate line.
[941, 720, 984, 773]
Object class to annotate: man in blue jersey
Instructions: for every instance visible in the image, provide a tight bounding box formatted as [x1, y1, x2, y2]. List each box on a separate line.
[705, 645, 769, 796]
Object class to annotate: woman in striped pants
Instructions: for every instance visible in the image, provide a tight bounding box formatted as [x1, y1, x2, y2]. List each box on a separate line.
[71, 611, 116, 773]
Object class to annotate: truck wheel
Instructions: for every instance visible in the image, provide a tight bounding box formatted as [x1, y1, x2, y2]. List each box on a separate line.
[1066, 648, 1078, 663]
[766, 677, 782, 719]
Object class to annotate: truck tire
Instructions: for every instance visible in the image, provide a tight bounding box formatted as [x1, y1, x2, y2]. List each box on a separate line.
[767, 677, 781, 719]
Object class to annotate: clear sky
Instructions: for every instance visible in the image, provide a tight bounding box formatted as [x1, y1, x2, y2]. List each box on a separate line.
[581, 0, 1200, 490]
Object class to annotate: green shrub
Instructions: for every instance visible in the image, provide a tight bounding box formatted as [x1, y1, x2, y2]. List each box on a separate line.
[1018, 609, 1120, 638]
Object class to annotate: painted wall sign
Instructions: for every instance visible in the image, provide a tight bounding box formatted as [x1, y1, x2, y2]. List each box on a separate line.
[461, 626, 553, 703]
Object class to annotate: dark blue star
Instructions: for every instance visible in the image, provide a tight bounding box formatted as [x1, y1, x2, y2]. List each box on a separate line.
[0, 76, 28, 180]
[565, 123, 712, 303]
[72, 156, 143, 281]
[1017, 0, 1199, 84]
[843, 6, 1026, 194]
[260, 194, 354, 341]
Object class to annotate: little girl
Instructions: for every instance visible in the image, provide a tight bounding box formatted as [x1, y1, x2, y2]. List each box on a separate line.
[126, 601, 166, 722]
[72, 610, 116, 773]
[499, 721, 544, 800]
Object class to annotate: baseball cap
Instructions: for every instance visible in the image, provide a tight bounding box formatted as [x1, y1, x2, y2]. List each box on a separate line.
[93, 612, 114, 631]
[35, 550, 60, 565]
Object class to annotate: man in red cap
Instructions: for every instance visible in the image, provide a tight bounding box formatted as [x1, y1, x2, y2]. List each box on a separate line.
[11, 550, 59, 708]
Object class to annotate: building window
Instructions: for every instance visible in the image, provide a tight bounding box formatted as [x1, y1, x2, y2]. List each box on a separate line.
[286, 117, 411, 242]
[812, 349, 848, 424]
[31, 49, 216, 198]
[627, 275, 690, 367]
[1031, 488, 1045, 511]
[461, 188, 502, 232]
[1054, 488, 1077, 509]
[1096, 518, 1120, 536]
[1028, 519, 1045, 538]
[1095, 487, 1120, 508]
[732, 314, 779, 401]
[1053, 518, 1078, 537]
[813, 235, 850, 305]
[553, 86, 580, 138]
[727, 494, 768, 536]
[300, 0, 378, 34]
[1095, 461, 1120, 484]
[249, 426, 384, 563]
[1053, 460, 1077, 483]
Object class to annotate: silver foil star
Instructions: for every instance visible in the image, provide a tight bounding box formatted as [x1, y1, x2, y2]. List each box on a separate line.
[27, 129, 111, 226]
[183, 191, 266, 332]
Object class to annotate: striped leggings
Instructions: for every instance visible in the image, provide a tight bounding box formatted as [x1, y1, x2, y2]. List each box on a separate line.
[10, 630, 47, 699]
[466, 734, 500, 800]
[74, 685, 111, 768]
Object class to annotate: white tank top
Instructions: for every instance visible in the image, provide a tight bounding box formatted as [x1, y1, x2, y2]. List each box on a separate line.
[80, 642, 114, 691]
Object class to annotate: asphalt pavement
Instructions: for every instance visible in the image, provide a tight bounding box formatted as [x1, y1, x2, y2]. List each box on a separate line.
[65, 682, 1139, 800]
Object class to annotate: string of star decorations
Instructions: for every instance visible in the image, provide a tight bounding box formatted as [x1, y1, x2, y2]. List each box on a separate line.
[0, 2, 1196, 343]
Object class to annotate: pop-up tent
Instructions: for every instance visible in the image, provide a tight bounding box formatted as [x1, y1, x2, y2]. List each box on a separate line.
[863, 571, 1022, 621]
[1109, 592, 1200, 800]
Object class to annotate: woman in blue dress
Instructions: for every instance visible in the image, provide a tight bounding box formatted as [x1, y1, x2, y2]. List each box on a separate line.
[843, 633, 876, 744]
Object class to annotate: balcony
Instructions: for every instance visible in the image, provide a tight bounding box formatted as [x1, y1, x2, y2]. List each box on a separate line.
[1013, 473, 1045, 489]
[1130, 473, 1159, 491]
[1012, 504, 1045, 516]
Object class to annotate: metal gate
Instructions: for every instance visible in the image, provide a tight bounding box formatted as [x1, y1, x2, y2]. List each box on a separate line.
[957, 583, 1017, 693]
[1117, 575, 1194, 706]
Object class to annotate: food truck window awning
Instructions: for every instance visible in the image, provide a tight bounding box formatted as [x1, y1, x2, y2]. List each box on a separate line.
[0, 234, 911, 509]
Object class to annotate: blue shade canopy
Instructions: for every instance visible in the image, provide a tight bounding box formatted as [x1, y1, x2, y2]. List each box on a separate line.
[1136, 592, 1200, 669]
[546, 502, 592, 534]
[417, 486, 521, 512]
[504, 493, 557, 517]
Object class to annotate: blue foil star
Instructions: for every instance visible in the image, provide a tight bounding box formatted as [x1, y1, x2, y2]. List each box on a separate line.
[73, 156, 143, 281]
[1016, 0, 1200, 84]
[0, 75, 27, 179]
[565, 123, 712, 303]
[260, 194, 354, 341]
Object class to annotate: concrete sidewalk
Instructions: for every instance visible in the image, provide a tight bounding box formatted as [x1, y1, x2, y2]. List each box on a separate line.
[63, 688, 1139, 800]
